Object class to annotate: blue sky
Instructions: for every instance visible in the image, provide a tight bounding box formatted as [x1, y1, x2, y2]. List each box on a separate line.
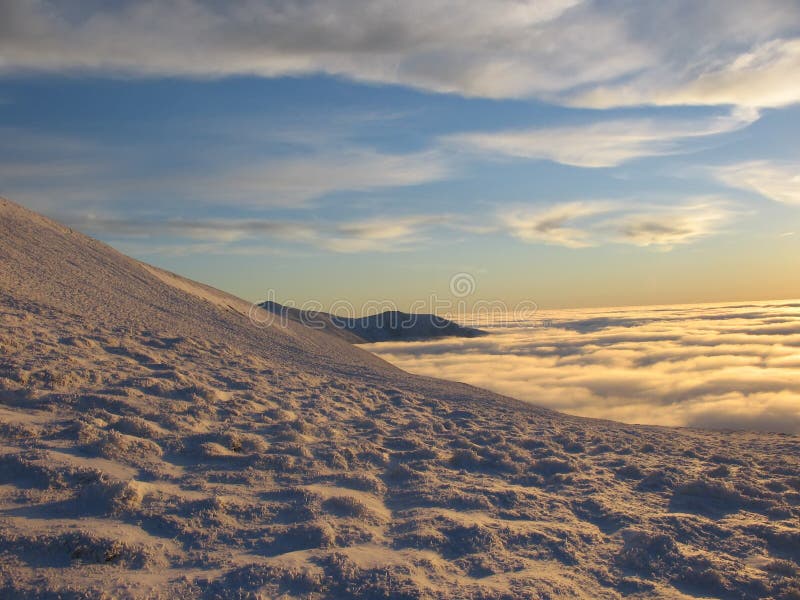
[1, 1, 799, 309]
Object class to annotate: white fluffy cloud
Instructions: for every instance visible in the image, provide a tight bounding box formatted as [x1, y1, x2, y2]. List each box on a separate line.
[363, 301, 800, 433]
[2, 1, 799, 108]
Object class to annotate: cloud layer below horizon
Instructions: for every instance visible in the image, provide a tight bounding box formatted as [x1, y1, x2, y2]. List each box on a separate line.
[363, 301, 800, 433]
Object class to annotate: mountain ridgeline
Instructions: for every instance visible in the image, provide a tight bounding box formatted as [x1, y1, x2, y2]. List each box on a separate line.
[258, 300, 487, 342]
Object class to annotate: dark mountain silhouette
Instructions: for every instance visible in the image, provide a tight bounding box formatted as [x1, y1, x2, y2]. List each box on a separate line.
[259, 300, 487, 342]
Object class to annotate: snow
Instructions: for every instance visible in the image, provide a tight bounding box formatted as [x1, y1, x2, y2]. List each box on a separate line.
[1, 197, 799, 599]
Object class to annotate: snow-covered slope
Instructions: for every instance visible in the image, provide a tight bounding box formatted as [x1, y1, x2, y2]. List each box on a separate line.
[1, 197, 799, 599]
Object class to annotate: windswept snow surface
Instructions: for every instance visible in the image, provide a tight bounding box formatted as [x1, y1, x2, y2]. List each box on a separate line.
[1, 197, 799, 599]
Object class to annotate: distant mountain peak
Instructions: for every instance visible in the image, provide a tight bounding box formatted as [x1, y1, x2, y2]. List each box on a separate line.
[259, 300, 487, 342]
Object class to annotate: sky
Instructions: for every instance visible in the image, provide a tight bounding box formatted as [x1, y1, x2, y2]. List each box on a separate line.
[1, 0, 800, 310]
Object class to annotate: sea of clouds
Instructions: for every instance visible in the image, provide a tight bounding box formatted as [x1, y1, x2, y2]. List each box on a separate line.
[362, 300, 800, 433]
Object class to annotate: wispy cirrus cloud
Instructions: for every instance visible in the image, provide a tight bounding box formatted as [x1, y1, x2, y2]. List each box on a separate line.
[0, 160, 98, 181]
[68, 213, 450, 255]
[501, 202, 614, 247]
[500, 199, 734, 249]
[68, 198, 735, 255]
[1, 140, 451, 211]
[574, 37, 800, 109]
[607, 201, 734, 248]
[444, 107, 759, 167]
[212, 149, 449, 207]
[2, 1, 799, 108]
[0, 0, 614, 98]
[322, 215, 447, 253]
[713, 160, 800, 205]
[1, 119, 742, 255]
[69, 215, 315, 245]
